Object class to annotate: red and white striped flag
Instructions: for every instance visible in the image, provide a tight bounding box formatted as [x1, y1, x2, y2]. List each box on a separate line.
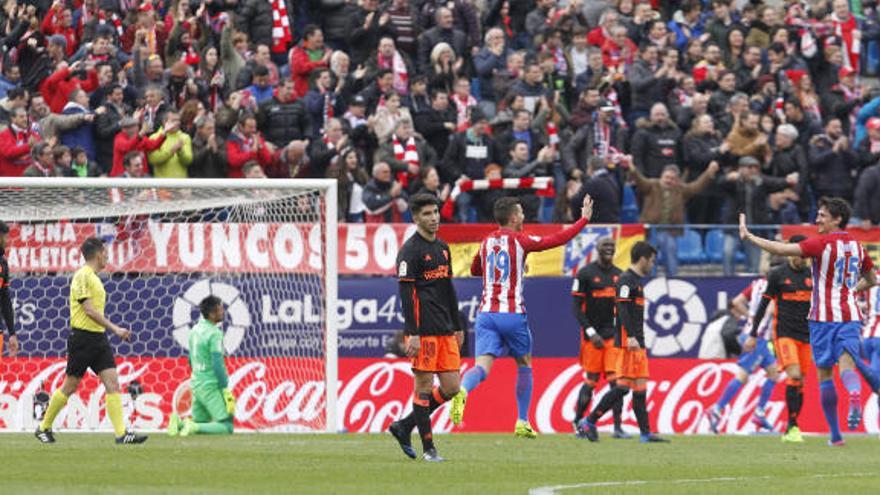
[271, 0, 292, 54]
[441, 177, 554, 220]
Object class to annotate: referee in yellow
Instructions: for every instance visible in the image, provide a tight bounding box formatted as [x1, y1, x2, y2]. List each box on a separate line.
[35, 237, 147, 444]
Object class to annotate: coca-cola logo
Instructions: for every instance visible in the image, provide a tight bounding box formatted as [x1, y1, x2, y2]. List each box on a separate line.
[337, 362, 454, 433]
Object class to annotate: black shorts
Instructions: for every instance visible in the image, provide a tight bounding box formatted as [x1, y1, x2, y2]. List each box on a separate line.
[66, 328, 116, 377]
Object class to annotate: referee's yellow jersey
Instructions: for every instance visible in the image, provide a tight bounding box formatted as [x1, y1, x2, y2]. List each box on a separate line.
[70, 265, 106, 333]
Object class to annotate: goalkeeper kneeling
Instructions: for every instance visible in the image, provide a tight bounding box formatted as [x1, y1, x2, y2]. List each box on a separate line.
[168, 295, 235, 436]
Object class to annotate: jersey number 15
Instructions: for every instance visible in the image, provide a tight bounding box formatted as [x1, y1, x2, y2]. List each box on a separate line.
[834, 256, 860, 289]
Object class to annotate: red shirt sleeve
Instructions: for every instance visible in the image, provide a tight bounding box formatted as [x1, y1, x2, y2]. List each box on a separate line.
[799, 236, 825, 258]
[517, 217, 589, 253]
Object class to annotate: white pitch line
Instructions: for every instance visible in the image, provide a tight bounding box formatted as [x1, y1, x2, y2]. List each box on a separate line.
[529, 472, 878, 494]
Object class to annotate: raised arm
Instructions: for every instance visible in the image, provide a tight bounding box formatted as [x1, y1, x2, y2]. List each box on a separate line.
[520, 195, 593, 252]
[739, 214, 803, 256]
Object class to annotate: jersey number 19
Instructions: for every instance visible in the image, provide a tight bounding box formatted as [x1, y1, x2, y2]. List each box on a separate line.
[486, 248, 510, 285]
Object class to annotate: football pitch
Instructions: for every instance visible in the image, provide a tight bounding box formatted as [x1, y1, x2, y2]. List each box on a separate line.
[5, 433, 879, 494]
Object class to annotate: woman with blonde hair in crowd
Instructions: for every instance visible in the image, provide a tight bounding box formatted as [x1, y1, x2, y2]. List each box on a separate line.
[427, 42, 462, 94]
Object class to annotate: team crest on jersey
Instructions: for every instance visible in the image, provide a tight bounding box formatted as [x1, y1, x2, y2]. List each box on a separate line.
[613, 275, 619, 282]
[619, 285, 630, 298]
[785, 279, 791, 285]
[594, 276, 601, 283]
[424, 254, 432, 261]
[398, 261, 408, 277]
[805, 278, 812, 287]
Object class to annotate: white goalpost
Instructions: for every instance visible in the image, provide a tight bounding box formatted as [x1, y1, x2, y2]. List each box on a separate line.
[0, 177, 338, 433]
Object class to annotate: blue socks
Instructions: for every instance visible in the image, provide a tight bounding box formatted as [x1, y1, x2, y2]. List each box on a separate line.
[758, 378, 776, 410]
[461, 365, 487, 393]
[819, 380, 842, 443]
[516, 367, 533, 422]
[716, 378, 743, 410]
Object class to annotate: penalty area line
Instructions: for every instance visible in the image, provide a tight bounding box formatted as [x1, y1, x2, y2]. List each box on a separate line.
[528, 472, 878, 494]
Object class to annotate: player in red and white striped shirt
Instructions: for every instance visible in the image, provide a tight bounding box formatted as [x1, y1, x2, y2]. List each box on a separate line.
[740, 197, 879, 445]
[451, 195, 594, 437]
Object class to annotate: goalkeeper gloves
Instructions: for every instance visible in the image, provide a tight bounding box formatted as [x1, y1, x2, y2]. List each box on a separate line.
[223, 389, 236, 415]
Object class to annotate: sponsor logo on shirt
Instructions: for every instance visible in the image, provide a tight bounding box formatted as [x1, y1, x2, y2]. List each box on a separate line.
[423, 265, 450, 280]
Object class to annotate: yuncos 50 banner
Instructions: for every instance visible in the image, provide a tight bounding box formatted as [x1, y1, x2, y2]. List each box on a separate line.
[3, 221, 640, 276]
[1, 358, 876, 435]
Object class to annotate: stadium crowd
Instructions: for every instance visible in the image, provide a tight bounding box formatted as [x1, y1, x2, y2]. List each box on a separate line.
[0, 1, 878, 236]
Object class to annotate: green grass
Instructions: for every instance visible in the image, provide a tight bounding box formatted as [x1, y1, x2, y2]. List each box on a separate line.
[5, 433, 880, 494]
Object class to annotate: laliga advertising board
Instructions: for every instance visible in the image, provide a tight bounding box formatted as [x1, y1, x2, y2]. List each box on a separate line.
[1, 358, 878, 434]
[9, 276, 751, 358]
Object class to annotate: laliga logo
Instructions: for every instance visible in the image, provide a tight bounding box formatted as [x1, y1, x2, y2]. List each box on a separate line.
[644, 278, 707, 356]
[172, 279, 250, 354]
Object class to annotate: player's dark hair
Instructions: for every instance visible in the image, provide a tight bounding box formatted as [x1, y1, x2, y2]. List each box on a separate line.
[493, 196, 521, 225]
[199, 295, 223, 319]
[817, 197, 851, 229]
[789, 235, 807, 244]
[630, 241, 657, 264]
[80, 237, 105, 261]
[0, 221, 8, 234]
[409, 193, 440, 215]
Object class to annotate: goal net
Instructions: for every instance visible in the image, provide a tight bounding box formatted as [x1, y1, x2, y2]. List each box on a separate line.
[0, 178, 337, 433]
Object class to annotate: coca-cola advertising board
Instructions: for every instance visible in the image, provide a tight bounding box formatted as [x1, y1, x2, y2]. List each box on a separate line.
[9, 276, 748, 358]
[2, 358, 876, 434]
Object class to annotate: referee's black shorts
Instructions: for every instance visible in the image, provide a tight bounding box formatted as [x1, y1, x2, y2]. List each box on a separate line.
[66, 328, 116, 377]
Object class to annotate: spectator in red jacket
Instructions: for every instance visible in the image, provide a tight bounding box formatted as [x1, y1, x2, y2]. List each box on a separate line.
[111, 115, 165, 177]
[39, 60, 99, 114]
[41, 2, 79, 57]
[601, 25, 637, 70]
[587, 9, 619, 48]
[226, 113, 274, 178]
[0, 107, 40, 176]
[289, 25, 332, 98]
